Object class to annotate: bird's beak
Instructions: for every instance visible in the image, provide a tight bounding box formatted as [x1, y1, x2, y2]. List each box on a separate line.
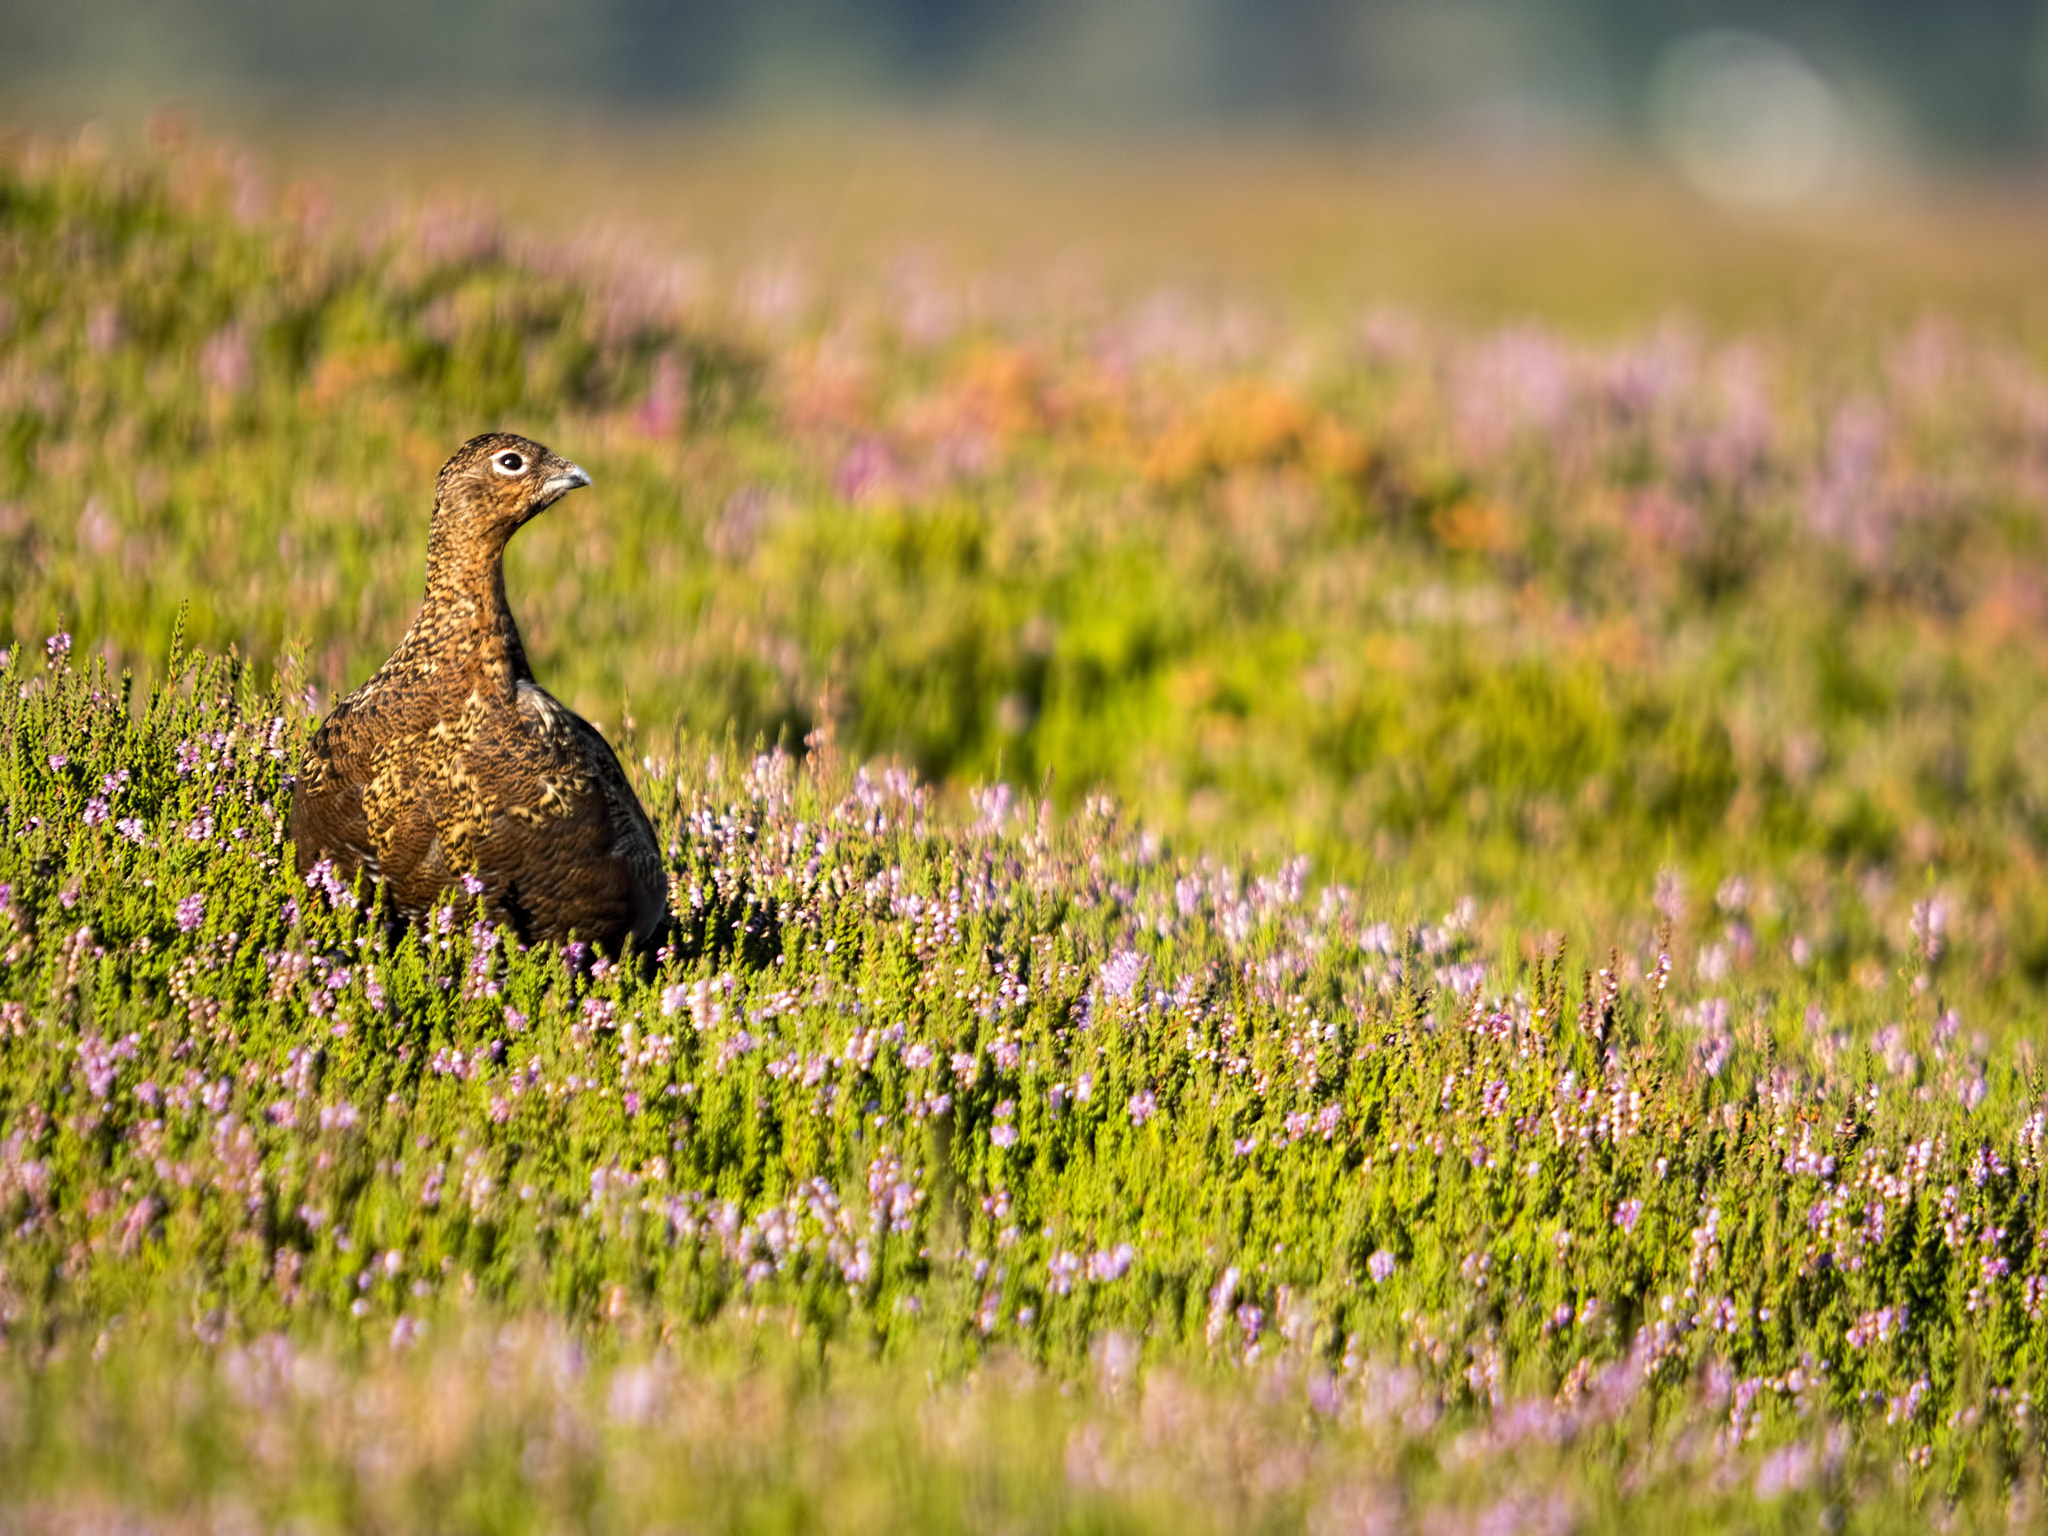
[542, 462, 592, 498]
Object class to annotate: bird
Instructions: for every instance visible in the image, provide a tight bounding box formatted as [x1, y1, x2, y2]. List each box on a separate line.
[289, 432, 667, 953]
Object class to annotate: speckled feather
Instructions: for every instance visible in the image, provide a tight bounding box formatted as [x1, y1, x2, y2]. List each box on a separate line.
[289, 433, 667, 950]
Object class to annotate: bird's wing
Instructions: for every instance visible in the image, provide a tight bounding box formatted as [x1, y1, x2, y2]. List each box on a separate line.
[290, 711, 378, 883]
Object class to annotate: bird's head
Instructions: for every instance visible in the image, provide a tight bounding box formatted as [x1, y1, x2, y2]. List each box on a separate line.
[433, 432, 591, 543]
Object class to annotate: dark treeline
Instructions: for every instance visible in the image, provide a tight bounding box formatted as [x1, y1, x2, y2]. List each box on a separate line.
[5, 0, 2048, 156]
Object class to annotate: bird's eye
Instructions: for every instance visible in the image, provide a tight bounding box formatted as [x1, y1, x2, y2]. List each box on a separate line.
[493, 451, 526, 474]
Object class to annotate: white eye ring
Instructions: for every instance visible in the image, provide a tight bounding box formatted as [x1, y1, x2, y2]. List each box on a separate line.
[493, 451, 527, 475]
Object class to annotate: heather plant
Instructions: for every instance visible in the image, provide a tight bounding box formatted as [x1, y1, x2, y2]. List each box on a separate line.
[11, 127, 2048, 970]
[6, 127, 2048, 1529]
[1, 638, 2045, 1529]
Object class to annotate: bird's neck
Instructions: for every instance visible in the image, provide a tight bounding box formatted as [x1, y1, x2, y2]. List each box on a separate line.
[411, 521, 534, 694]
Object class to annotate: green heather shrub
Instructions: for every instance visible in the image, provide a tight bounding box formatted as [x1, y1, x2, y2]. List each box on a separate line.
[0, 641, 2044, 1530]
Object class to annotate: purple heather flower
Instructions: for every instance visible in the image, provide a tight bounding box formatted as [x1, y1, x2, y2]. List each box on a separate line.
[47, 753, 68, 771]
[991, 1123, 1018, 1148]
[1367, 1249, 1396, 1283]
[1615, 1199, 1644, 1234]
[1099, 949, 1148, 1003]
[1088, 1244, 1135, 1282]
[904, 1042, 935, 1070]
[304, 858, 355, 911]
[661, 984, 688, 1017]
[1128, 1089, 1157, 1126]
[460, 872, 485, 897]
[82, 795, 109, 826]
[45, 630, 70, 666]
[1047, 1250, 1081, 1296]
[176, 893, 205, 933]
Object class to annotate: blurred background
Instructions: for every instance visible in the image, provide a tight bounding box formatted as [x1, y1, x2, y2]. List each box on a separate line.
[9, 0, 2048, 325]
[8, 0, 2048, 168]
[11, 0, 2048, 984]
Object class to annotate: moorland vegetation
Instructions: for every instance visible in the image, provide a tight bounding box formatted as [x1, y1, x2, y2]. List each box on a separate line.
[2, 126, 2047, 1530]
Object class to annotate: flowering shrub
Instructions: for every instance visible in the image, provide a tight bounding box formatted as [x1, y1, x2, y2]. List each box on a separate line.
[5, 130, 2048, 1528]
[0, 640, 2043, 1527]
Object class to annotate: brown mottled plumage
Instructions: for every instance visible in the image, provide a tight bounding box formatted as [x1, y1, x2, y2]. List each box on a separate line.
[289, 433, 667, 951]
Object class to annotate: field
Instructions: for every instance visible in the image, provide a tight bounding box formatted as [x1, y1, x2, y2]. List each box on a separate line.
[4, 118, 2048, 1529]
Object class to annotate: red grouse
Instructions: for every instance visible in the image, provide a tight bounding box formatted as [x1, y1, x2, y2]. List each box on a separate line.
[290, 433, 666, 951]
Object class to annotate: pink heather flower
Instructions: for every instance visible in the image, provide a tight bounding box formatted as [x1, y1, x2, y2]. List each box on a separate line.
[1615, 1199, 1644, 1234]
[47, 753, 68, 771]
[904, 1042, 935, 1070]
[660, 984, 688, 1017]
[199, 324, 252, 395]
[305, 858, 356, 911]
[1232, 1135, 1260, 1157]
[1088, 1244, 1135, 1282]
[176, 893, 205, 933]
[1368, 1250, 1396, 1283]
[319, 1101, 359, 1132]
[82, 796, 109, 826]
[634, 350, 688, 437]
[45, 630, 71, 666]
[460, 873, 485, 897]
[835, 436, 901, 504]
[1047, 1251, 1081, 1296]
[991, 1123, 1018, 1148]
[1128, 1089, 1157, 1126]
[1099, 949, 1148, 1003]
